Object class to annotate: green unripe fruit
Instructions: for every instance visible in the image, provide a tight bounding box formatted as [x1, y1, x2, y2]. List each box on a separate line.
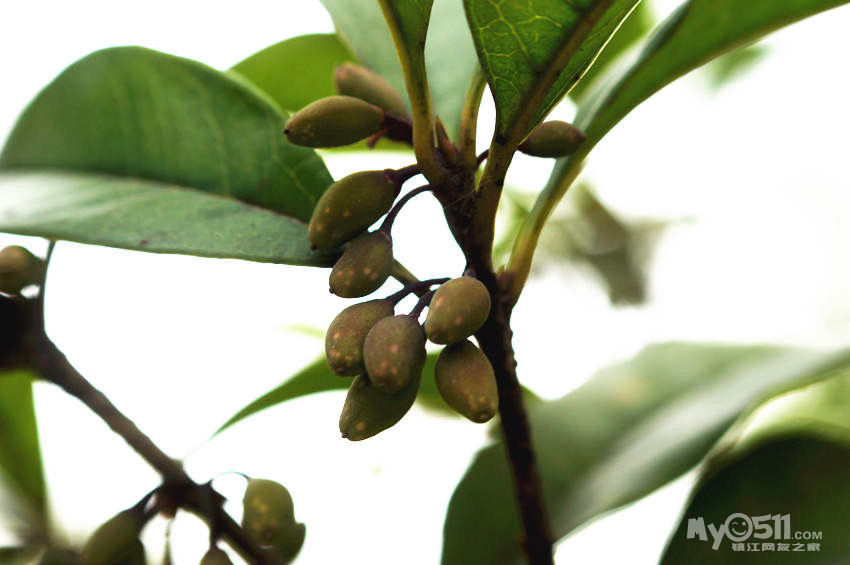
[334, 63, 409, 118]
[329, 232, 393, 298]
[518, 120, 586, 158]
[363, 315, 426, 393]
[80, 510, 145, 565]
[200, 547, 233, 565]
[435, 340, 499, 423]
[0, 245, 45, 295]
[242, 479, 305, 560]
[325, 299, 394, 376]
[308, 170, 398, 251]
[339, 371, 421, 441]
[284, 95, 384, 147]
[38, 549, 80, 565]
[424, 277, 491, 345]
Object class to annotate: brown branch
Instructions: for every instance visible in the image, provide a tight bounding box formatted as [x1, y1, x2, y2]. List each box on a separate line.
[29, 331, 281, 565]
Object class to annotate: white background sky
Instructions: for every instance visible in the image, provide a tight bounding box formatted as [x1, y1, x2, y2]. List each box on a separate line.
[2, 1, 850, 563]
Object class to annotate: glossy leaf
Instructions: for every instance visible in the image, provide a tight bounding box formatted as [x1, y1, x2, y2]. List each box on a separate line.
[661, 434, 850, 562]
[0, 172, 333, 266]
[321, 0, 477, 136]
[230, 34, 356, 113]
[463, 0, 640, 142]
[568, 1, 654, 102]
[574, 0, 850, 147]
[443, 343, 850, 565]
[0, 47, 334, 264]
[0, 370, 45, 521]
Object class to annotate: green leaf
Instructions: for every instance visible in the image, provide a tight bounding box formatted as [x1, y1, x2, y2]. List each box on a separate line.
[320, 0, 478, 136]
[230, 34, 356, 113]
[704, 45, 769, 89]
[568, 1, 654, 102]
[661, 434, 850, 562]
[575, 0, 850, 147]
[463, 0, 640, 142]
[0, 171, 332, 266]
[442, 343, 850, 565]
[216, 350, 542, 435]
[216, 352, 446, 435]
[379, 0, 434, 61]
[0, 47, 334, 264]
[0, 370, 45, 522]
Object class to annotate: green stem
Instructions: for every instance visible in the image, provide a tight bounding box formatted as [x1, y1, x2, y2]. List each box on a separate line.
[459, 68, 488, 170]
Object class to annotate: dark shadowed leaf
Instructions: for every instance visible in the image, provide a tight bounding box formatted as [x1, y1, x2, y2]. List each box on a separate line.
[442, 343, 850, 564]
[661, 434, 850, 563]
[321, 0, 478, 136]
[463, 0, 640, 142]
[0, 370, 45, 523]
[230, 34, 355, 113]
[0, 47, 334, 265]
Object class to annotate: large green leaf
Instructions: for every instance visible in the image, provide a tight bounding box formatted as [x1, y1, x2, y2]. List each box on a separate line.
[0, 370, 45, 522]
[0, 172, 332, 265]
[0, 47, 334, 264]
[463, 0, 640, 142]
[230, 34, 356, 113]
[661, 434, 850, 563]
[320, 0, 478, 137]
[575, 0, 850, 146]
[442, 343, 850, 565]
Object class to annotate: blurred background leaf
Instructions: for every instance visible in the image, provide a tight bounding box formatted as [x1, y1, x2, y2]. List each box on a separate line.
[703, 45, 770, 90]
[442, 342, 850, 564]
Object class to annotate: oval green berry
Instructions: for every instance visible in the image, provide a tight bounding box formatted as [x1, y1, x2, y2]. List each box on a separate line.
[200, 547, 233, 565]
[329, 232, 393, 298]
[334, 63, 409, 118]
[284, 95, 384, 147]
[242, 479, 305, 559]
[339, 371, 420, 441]
[308, 170, 398, 251]
[424, 277, 491, 345]
[325, 299, 394, 376]
[363, 315, 426, 393]
[80, 511, 145, 565]
[518, 120, 586, 158]
[435, 340, 499, 422]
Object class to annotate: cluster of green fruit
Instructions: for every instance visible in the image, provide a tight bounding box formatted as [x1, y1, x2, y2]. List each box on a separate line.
[283, 63, 587, 442]
[39, 478, 303, 565]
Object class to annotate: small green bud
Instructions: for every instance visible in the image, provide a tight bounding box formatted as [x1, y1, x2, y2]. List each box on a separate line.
[339, 371, 421, 441]
[80, 510, 145, 565]
[0, 245, 45, 295]
[435, 340, 498, 423]
[284, 95, 384, 147]
[424, 277, 491, 345]
[363, 315, 425, 393]
[308, 170, 398, 251]
[325, 299, 394, 376]
[518, 120, 586, 158]
[200, 547, 233, 565]
[329, 232, 393, 298]
[333, 63, 409, 118]
[242, 479, 305, 560]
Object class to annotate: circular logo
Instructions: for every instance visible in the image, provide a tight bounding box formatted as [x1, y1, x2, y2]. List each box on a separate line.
[725, 513, 754, 542]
